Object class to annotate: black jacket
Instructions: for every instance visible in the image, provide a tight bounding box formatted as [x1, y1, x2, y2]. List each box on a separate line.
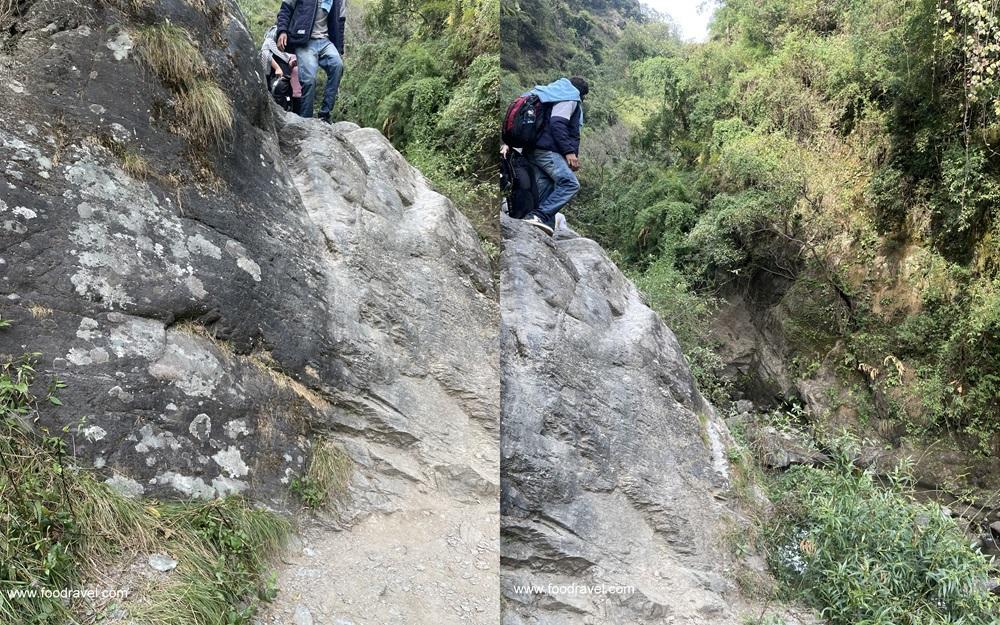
[276, 0, 345, 54]
[533, 101, 581, 156]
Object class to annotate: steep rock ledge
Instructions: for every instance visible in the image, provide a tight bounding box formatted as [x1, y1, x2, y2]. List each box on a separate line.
[499, 216, 745, 624]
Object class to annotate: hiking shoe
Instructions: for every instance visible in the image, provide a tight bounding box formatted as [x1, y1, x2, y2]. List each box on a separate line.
[319, 113, 332, 124]
[524, 215, 554, 236]
[555, 213, 568, 231]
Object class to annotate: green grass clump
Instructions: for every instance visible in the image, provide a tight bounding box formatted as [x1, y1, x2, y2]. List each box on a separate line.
[0, 337, 288, 625]
[290, 439, 352, 508]
[134, 499, 289, 625]
[764, 446, 1000, 624]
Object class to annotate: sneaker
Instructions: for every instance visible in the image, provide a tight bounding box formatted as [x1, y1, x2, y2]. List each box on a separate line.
[553, 212, 580, 240]
[524, 215, 554, 236]
[318, 113, 332, 124]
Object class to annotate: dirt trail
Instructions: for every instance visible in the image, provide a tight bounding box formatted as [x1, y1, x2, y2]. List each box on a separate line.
[258, 496, 498, 625]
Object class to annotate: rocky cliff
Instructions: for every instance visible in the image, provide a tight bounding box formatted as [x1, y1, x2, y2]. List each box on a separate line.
[500, 216, 753, 624]
[1, 0, 499, 621]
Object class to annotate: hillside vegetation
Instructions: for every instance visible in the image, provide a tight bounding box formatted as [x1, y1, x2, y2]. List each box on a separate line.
[505, 0, 1000, 450]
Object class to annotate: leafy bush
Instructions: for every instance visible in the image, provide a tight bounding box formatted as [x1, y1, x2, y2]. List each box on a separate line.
[435, 53, 502, 175]
[930, 145, 1000, 260]
[766, 448, 1000, 624]
[235, 0, 280, 43]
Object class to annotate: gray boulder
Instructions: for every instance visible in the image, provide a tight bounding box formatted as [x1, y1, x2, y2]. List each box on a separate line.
[500, 215, 747, 624]
[0, 0, 498, 520]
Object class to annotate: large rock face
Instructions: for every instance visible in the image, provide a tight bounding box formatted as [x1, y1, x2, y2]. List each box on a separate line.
[500, 216, 745, 624]
[1, 0, 497, 564]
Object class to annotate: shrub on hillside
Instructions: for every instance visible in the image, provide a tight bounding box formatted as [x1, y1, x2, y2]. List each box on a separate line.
[766, 447, 1000, 624]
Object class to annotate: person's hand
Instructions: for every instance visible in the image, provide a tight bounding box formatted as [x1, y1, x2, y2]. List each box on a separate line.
[566, 153, 580, 171]
[275, 67, 284, 78]
[500, 144, 509, 157]
[277, 32, 288, 51]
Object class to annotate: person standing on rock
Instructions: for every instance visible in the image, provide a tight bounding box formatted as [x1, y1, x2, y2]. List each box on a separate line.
[522, 76, 587, 235]
[276, 0, 346, 122]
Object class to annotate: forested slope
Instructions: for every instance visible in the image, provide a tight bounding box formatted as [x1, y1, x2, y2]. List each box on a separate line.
[505, 0, 1000, 473]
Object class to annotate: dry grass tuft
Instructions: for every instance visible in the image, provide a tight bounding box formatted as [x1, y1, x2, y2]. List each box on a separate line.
[122, 150, 154, 179]
[26, 304, 53, 318]
[290, 438, 353, 508]
[135, 22, 234, 146]
[250, 351, 331, 411]
[175, 79, 234, 146]
[173, 320, 238, 359]
[135, 22, 206, 89]
[98, 0, 152, 13]
[310, 440, 353, 495]
[0, 0, 15, 32]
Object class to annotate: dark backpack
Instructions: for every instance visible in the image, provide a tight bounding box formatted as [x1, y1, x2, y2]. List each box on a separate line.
[268, 54, 295, 112]
[269, 76, 294, 111]
[500, 151, 537, 220]
[502, 94, 546, 149]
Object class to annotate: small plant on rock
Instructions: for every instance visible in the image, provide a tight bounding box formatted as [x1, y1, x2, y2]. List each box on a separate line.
[135, 22, 207, 88]
[290, 439, 353, 509]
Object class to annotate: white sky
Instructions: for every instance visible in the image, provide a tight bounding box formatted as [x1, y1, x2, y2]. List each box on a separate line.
[641, 0, 718, 42]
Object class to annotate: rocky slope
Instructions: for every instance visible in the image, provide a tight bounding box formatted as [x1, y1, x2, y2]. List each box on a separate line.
[1, 0, 498, 622]
[500, 216, 753, 624]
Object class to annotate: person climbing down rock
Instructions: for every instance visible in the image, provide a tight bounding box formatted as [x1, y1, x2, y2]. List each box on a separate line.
[522, 76, 587, 235]
[276, 0, 346, 122]
[261, 25, 302, 114]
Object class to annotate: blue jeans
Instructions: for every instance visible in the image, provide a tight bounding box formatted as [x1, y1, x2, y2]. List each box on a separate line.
[295, 38, 344, 118]
[527, 149, 580, 227]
